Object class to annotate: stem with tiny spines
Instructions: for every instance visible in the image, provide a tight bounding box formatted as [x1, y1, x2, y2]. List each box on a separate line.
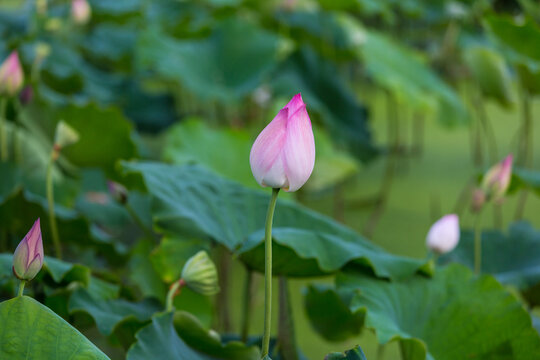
[261, 188, 280, 358]
[474, 209, 483, 274]
[17, 280, 26, 297]
[0, 98, 7, 161]
[46, 150, 62, 259]
[165, 279, 185, 312]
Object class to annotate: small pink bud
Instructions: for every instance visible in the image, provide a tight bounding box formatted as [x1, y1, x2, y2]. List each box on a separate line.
[0, 51, 24, 96]
[471, 188, 486, 213]
[19, 85, 33, 105]
[249, 93, 315, 192]
[12, 219, 44, 281]
[71, 0, 91, 25]
[426, 214, 460, 254]
[481, 154, 513, 201]
[107, 181, 128, 204]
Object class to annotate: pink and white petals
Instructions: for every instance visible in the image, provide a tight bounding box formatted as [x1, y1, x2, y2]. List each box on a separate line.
[0, 51, 24, 96]
[481, 154, 513, 201]
[12, 218, 44, 281]
[249, 93, 315, 192]
[426, 214, 460, 254]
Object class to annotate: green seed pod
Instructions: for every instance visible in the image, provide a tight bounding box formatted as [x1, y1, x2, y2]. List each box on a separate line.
[54, 121, 79, 150]
[181, 251, 220, 296]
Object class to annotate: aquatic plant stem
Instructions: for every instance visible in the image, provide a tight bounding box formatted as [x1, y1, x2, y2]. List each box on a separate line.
[46, 150, 62, 259]
[0, 98, 7, 161]
[125, 203, 154, 240]
[241, 269, 255, 343]
[277, 276, 298, 360]
[165, 279, 185, 312]
[17, 280, 26, 297]
[515, 90, 533, 220]
[474, 209, 483, 275]
[261, 188, 280, 358]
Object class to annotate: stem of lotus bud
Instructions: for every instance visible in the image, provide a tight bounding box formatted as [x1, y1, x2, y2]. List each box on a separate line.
[0, 98, 7, 161]
[165, 279, 185, 312]
[46, 151, 62, 259]
[261, 188, 280, 358]
[17, 280, 26, 297]
[474, 209, 484, 274]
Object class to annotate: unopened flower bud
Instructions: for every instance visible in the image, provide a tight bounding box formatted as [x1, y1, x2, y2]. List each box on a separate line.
[54, 121, 79, 151]
[71, 0, 91, 25]
[481, 154, 513, 202]
[19, 85, 33, 106]
[181, 251, 219, 296]
[13, 219, 44, 281]
[250, 93, 315, 192]
[0, 51, 24, 96]
[426, 214, 460, 254]
[107, 181, 128, 205]
[471, 188, 486, 213]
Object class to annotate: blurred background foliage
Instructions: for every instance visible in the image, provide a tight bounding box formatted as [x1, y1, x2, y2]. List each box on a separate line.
[2, 0, 540, 359]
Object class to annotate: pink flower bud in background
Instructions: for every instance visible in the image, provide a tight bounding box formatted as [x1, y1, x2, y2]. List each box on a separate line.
[71, 0, 91, 25]
[426, 214, 460, 254]
[12, 219, 44, 281]
[481, 154, 513, 201]
[107, 181, 128, 205]
[470, 188, 486, 213]
[19, 85, 33, 106]
[0, 51, 24, 96]
[250, 93, 315, 192]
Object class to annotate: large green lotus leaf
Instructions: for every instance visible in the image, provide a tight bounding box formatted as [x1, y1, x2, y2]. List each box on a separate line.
[325, 346, 367, 360]
[271, 47, 376, 162]
[136, 18, 288, 102]
[162, 118, 255, 188]
[173, 311, 260, 360]
[514, 168, 540, 196]
[69, 288, 161, 336]
[439, 222, 540, 301]
[358, 30, 468, 126]
[463, 46, 514, 107]
[122, 162, 427, 279]
[304, 284, 364, 342]
[55, 104, 138, 177]
[0, 296, 109, 359]
[126, 312, 212, 360]
[337, 264, 540, 360]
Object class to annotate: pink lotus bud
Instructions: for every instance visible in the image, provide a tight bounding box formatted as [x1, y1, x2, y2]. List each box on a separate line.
[481, 154, 513, 201]
[249, 93, 315, 192]
[19, 85, 33, 105]
[426, 214, 460, 254]
[12, 219, 44, 281]
[71, 0, 91, 25]
[0, 51, 24, 96]
[107, 181, 128, 204]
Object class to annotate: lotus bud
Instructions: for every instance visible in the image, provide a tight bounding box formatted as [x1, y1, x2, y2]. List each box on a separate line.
[13, 219, 44, 281]
[250, 93, 315, 192]
[181, 251, 219, 296]
[107, 181, 128, 205]
[471, 188, 486, 213]
[54, 121, 79, 152]
[481, 154, 513, 202]
[426, 214, 460, 254]
[0, 51, 24, 97]
[71, 0, 91, 25]
[19, 85, 33, 106]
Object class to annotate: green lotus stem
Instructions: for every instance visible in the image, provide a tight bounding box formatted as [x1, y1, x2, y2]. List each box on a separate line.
[46, 151, 62, 259]
[474, 209, 483, 274]
[376, 344, 385, 360]
[165, 279, 185, 312]
[241, 269, 254, 343]
[515, 90, 532, 221]
[13, 99, 22, 163]
[17, 280, 26, 297]
[277, 276, 298, 360]
[261, 188, 280, 358]
[0, 98, 7, 161]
